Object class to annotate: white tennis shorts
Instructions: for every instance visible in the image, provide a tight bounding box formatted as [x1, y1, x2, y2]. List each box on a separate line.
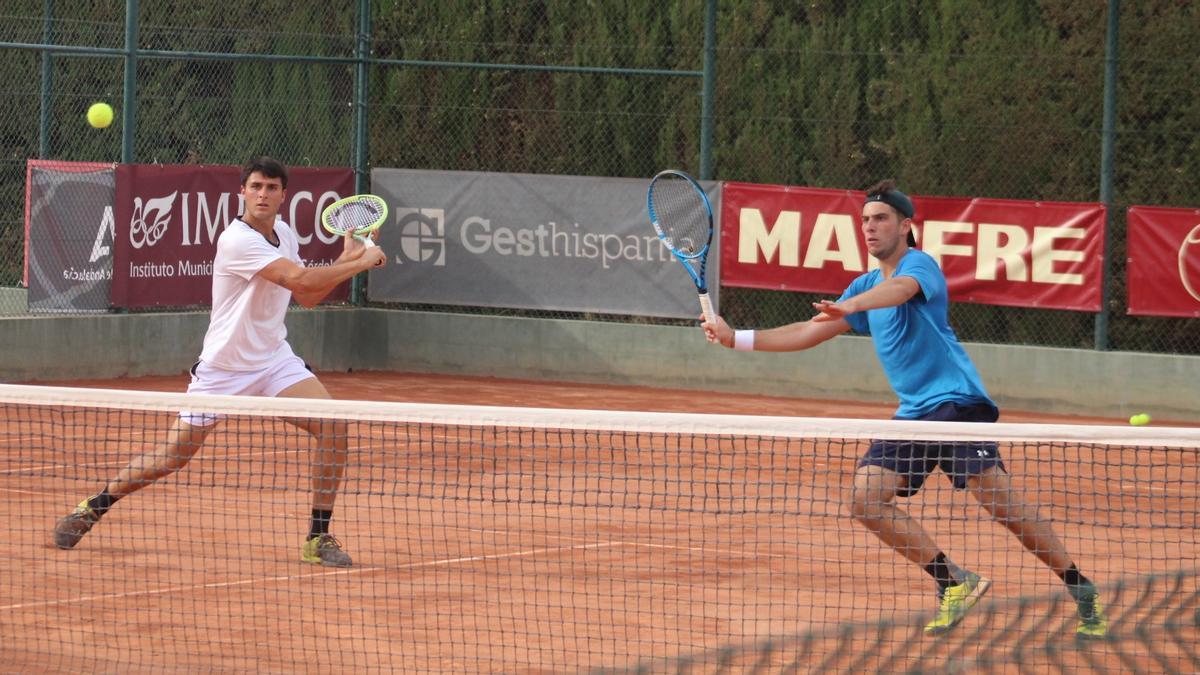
[178, 353, 315, 427]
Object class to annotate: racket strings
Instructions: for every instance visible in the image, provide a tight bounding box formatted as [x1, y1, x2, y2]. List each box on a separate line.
[326, 203, 383, 235]
[649, 181, 710, 253]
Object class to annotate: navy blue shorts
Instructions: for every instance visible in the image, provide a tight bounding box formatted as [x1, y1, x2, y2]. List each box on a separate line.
[859, 401, 1005, 497]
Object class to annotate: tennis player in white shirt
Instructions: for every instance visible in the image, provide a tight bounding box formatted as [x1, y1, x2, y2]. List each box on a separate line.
[53, 156, 386, 567]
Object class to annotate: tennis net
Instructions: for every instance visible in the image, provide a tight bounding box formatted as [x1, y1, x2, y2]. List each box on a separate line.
[2, 384, 1198, 673]
[601, 568, 1200, 674]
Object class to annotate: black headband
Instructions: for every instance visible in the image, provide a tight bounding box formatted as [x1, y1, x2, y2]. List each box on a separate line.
[864, 189, 917, 246]
[864, 189, 914, 219]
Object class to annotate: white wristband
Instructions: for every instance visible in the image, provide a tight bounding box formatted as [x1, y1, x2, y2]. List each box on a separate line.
[733, 330, 755, 352]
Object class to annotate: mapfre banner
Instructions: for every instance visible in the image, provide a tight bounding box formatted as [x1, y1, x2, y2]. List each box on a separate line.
[720, 183, 1105, 311]
[1127, 205, 1200, 317]
[111, 165, 354, 308]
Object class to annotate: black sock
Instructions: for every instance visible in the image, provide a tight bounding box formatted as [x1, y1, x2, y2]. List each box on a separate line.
[87, 489, 119, 517]
[309, 509, 333, 540]
[924, 552, 958, 590]
[1059, 564, 1090, 588]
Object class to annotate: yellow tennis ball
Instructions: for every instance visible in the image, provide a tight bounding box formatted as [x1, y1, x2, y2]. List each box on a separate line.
[87, 102, 113, 129]
[1129, 413, 1151, 426]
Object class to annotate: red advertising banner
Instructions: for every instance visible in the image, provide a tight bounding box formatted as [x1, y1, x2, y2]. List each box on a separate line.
[112, 164, 354, 308]
[719, 183, 1105, 311]
[1127, 205, 1200, 317]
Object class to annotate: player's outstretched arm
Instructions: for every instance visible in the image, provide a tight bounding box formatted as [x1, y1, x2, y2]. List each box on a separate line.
[813, 276, 920, 322]
[702, 314, 850, 352]
[258, 246, 386, 308]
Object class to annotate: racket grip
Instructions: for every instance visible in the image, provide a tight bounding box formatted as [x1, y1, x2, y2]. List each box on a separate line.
[353, 234, 384, 267]
[698, 292, 716, 326]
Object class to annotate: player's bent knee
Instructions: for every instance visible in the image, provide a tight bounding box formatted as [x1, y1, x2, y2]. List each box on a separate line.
[847, 496, 872, 521]
[848, 493, 892, 521]
[847, 488, 886, 520]
[848, 465, 904, 520]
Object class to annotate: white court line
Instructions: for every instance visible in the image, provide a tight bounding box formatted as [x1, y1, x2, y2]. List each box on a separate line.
[0, 438, 406, 476]
[0, 541, 621, 612]
[392, 541, 620, 569]
[0, 487, 52, 496]
[0, 500, 778, 563]
[626, 541, 790, 559]
[0, 567, 370, 611]
[1, 446, 309, 473]
[0, 461, 145, 475]
[1119, 482, 1188, 496]
[0, 486, 341, 521]
[531, 530, 787, 559]
[0, 431, 153, 445]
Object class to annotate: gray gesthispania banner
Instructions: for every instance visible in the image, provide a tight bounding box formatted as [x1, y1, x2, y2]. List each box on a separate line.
[367, 168, 719, 319]
[25, 161, 116, 313]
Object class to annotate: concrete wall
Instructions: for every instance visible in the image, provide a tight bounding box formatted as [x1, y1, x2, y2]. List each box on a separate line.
[2, 312, 210, 380]
[0, 308, 365, 381]
[0, 288, 27, 316]
[2, 309, 1197, 421]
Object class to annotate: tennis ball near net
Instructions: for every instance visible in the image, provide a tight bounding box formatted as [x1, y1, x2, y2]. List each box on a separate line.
[87, 102, 113, 129]
[1129, 413, 1151, 426]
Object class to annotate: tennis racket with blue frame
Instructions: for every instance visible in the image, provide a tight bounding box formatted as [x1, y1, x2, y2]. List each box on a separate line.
[647, 169, 717, 325]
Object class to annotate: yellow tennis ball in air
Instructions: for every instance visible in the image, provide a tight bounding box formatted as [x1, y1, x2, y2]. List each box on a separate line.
[1129, 413, 1151, 426]
[87, 102, 114, 129]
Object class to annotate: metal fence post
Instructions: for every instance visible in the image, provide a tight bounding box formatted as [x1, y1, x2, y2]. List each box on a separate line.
[121, 0, 138, 163]
[354, 0, 370, 195]
[351, 0, 372, 304]
[1094, 0, 1120, 350]
[38, 0, 53, 159]
[699, 0, 716, 181]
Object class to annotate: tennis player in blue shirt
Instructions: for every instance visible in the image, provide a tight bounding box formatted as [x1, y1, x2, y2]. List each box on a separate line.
[702, 180, 1107, 638]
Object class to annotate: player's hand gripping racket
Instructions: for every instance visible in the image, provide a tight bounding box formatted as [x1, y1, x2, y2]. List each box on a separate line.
[321, 194, 387, 263]
[647, 169, 717, 325]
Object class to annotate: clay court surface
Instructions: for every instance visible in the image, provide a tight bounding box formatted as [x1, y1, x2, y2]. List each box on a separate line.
[2, 371, 1196, 672]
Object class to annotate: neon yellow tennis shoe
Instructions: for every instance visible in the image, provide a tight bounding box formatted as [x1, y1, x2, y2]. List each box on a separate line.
[1071, 583, 1109, 640]
[924, 572, 991, 635]
[302, 533, 352, 567]
[53, 499, 101, 550]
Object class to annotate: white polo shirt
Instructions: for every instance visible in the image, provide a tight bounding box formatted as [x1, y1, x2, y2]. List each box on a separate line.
[199, 217, 301, 370]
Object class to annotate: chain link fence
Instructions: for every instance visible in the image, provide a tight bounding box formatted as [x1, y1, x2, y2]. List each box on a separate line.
[2, 1, 1197, 353]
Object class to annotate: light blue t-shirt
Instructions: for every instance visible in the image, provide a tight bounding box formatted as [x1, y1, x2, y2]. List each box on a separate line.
[838, 249, 995, 419]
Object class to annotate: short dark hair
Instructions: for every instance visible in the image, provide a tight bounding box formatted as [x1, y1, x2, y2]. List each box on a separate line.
[864, 178, 916, 246]
[240, 156, 288, 189]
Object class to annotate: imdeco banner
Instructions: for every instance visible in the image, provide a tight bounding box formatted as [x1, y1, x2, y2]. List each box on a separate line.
[1127, 205, 1200, 317]
[720, 183, 1104, 311]
[367, 168, 720, 319]
[111, 165, 354, 308]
